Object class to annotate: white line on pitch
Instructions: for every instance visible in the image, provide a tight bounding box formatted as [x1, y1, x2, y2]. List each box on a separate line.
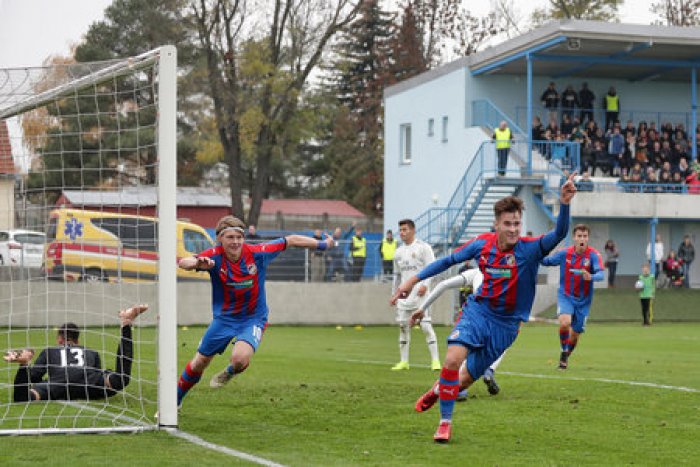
[339, 358, 700, 393]
[167, 429, 286, 467]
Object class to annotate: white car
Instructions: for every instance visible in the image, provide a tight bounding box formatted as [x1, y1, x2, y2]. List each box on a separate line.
[0, 229, 47, 268]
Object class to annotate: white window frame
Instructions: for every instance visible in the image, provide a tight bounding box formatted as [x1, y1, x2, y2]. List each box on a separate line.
[400, 123, 412, 164]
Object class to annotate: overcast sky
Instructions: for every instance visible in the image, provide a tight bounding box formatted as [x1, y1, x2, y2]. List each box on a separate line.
[0, 0, 658, 69]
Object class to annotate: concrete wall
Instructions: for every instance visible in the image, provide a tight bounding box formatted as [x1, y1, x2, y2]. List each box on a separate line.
[0, 281, 559, 327]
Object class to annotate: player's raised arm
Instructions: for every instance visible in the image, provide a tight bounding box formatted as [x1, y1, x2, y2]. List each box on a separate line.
[179, 256, 215, 271]
[539, 172, 577, 255]
[286, 233, 335, 250]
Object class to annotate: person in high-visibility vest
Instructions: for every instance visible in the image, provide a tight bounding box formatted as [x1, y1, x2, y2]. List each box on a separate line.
[492, 120, 513, 176]
[350, 226, 366, 282]
[604, 86, 620, 131]
[379, 230, 397, 280]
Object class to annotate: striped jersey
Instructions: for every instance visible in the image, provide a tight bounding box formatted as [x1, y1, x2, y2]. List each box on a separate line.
[198, 238, 287, 320]
[542, 246, 605, 304]
[416, 204, 570, 324]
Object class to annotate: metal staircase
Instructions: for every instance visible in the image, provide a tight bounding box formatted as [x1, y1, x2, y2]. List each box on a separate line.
[415, 99, 577, 251]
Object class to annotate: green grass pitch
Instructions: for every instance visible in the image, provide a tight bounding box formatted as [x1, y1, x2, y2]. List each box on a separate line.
[1, 293, 699, 465]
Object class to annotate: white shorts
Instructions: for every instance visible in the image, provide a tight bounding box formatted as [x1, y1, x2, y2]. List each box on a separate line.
[396, 307, 431, 324]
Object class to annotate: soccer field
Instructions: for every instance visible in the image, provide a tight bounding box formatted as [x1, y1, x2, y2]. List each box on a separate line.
[1, 319, 699, 466]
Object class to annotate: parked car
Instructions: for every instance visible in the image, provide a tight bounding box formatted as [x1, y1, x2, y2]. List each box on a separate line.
[0, 229, 47, 268]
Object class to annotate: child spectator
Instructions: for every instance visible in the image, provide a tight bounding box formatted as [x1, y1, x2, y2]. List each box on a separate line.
[636, 263, 655, 326]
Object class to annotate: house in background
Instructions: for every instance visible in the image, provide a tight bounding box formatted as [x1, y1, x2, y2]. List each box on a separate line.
[0, 120, 16, 229]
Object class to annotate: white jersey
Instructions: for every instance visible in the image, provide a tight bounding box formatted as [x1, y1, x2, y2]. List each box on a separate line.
[419, 269, 484, 319]
[393, 239, 436, 310]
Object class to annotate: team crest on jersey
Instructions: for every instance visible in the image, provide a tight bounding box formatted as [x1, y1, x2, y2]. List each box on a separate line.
[505, 254, 515, 266]
[247, 263, 258, 275]
[583, 258, 590, 267]
[449, 329, 460, 339]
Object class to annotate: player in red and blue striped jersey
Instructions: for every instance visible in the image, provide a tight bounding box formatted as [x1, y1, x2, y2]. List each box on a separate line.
[175, 215, 335, 408]
[540, 224, 605, 369]
[391, 172, 578, 443]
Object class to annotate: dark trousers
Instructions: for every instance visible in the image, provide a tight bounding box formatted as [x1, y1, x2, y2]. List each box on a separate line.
[607, 262, 617, 287]
[382, 260, 393, 275]
[14, 326, 134, 402]
[640, 298, 652, 325]
[351, 256, 366, 282]
[605, 111, 619, 130]
[497, 149, 509, 175]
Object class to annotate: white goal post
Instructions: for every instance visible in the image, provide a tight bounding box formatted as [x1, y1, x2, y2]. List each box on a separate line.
[0, 46, 178, 434]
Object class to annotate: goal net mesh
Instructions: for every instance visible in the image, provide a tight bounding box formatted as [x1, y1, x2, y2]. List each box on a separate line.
[0, 50, 172, 434]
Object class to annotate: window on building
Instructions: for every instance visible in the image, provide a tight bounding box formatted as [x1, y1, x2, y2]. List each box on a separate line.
[428, 118, 434, 136]
[400, 124, 412, 164]
[441, 116, 448, 142]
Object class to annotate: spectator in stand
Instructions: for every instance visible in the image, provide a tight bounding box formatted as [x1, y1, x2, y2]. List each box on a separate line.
[675, 130, 689, 155]
[659, 168, 673, 192]
[660, 141, 673, 166]
[247, 224, 261, 242]
[637, 121, 648, 137]
[650, 141, 663, 169]
[492, 120, 513, 176]
[607, 126, 625, 176]
[623, 120, 636, 138]
[646, 234, 664, 279]
[575, 171, 594, 192]
[561, 114, 574, 136]
[671, 142, 685, 168]
[541, 82, 560, 122]
[578, 82, 595, 124]
[663, 250, 684, 287]
[349, 225, 367, 282]
[326, 227, 347, 282]
[590, 140, 610, 176]
[603, 86, 620, 130]
[532, 116, 546, 156]
[561, 85, 579, 122]
[675, 123, 687, 141]
[644, 168, 659, 193]
[542, 128, 554, 160]
[678, 235, 695, 288]
[311, 229, 326, 282]
[671, 171, 684, 192]
[585, 120, 598, 139]
[604, 240, 620, 288]
[678, 156, 692, 179]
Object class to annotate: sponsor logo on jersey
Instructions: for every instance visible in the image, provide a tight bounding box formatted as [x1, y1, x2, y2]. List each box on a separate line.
[569, 268, 586, 275]
[583, 258, 590, 268]
[486, 267, 511, 278]
[247, 263, 257, 275]
[227, 279, 254, 289]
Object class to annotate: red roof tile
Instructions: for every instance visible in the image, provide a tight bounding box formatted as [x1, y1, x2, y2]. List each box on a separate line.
[261, 199, 365, 217]
[0, 120, 16, 175]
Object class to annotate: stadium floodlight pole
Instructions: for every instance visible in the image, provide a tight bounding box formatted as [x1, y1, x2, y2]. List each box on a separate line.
[157, 45, 179, 429]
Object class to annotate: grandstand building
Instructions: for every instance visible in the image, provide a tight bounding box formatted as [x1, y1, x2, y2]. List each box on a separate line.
[384, 20, 700, 287]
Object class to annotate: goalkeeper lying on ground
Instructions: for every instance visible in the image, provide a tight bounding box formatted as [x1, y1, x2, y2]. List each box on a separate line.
[3, 304, 148, 402]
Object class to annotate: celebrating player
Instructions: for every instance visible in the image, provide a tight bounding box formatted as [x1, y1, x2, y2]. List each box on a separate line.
[409, 265, 507, 405]
[175, 215, 334, 408]
[391, 172, 577, 443]
[540, 224, 604, 369]
[390, 218, 440, 371]
[4, 304, 148, 402]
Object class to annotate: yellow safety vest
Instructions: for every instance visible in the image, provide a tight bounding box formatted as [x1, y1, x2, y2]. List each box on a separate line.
[494, 128, 511, 149]
[352, 236, 366, 258]
[381, 239, 397, 260]
[605, 95, 619, 111]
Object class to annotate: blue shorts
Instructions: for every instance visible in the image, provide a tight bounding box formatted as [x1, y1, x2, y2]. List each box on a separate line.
[447, 302, 519, 380]
[198, 316, 268, 357]
[557, 296, 590, 333]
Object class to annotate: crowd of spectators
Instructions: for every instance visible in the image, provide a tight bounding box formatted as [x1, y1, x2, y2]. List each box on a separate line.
[533, 81, 700, 194]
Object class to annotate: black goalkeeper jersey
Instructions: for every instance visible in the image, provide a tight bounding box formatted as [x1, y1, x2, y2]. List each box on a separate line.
[29, 345, 104, 388]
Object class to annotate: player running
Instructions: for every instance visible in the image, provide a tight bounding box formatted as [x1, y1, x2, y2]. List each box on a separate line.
[409, 265, 506, 405]
[391, 172, 577, 443]
[390, 218, 440, 371]
[175, 215, 335, 408]
[540, 224, 604, 369]
[4, 304, 148, 402]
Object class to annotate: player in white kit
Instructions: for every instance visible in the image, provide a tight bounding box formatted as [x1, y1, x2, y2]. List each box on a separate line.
[391, 219, 441, 371]
[410, 265, 505, 402]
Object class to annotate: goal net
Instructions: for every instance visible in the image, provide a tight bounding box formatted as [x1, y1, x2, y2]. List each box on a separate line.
[0, 47, 178, 434]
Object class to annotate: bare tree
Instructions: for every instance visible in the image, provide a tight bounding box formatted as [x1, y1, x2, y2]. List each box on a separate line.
[190, 0, 360, 224]
[651, 0, 700, 26]
[531, 0, 622, 26]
